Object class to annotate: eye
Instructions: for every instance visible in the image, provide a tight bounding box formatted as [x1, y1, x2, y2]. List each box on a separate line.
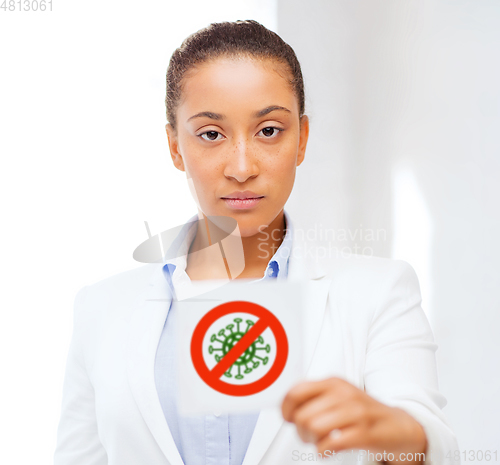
[258, 127, 283, 138]
[199, 130, 224, 142]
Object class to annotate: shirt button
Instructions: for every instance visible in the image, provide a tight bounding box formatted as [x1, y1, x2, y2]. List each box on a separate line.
[213, 411, 221, 417]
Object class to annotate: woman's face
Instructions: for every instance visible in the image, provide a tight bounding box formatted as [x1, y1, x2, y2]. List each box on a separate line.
[166, 56, 309, 237]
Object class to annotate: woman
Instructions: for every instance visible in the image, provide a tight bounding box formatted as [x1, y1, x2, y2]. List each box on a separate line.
[54, 20, 459, 465]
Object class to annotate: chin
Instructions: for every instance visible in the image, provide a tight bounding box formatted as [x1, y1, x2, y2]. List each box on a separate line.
[204, 205, 273, 237]
[233, 217, 272, 238]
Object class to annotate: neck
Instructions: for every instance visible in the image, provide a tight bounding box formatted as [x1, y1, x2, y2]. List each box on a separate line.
[185, 210, 286, 280]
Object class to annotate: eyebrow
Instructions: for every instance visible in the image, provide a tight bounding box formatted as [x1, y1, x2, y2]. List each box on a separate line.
[187, 105, 291, 122]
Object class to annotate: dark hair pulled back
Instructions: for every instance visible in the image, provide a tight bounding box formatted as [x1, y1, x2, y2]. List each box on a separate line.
[165, 20, 305, 131]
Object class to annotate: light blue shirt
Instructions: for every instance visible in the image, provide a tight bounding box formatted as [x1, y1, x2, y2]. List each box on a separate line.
[154, 210, 293, 465]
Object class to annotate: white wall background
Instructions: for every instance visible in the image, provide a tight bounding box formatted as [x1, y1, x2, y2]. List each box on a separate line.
[0, 1, 277, 463]
[279, 0, 500, 456]
[1, 0, 499, 463]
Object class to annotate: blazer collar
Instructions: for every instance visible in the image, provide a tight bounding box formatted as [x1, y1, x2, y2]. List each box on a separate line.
[126, 215, 331, 465]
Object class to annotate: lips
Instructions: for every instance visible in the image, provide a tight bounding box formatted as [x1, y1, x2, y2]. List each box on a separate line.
[221, 190, 264, 200]
[221, 195, 264, 210]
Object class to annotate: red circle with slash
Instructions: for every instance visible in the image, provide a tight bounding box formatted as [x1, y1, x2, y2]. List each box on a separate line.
[190, 300, 289, 396]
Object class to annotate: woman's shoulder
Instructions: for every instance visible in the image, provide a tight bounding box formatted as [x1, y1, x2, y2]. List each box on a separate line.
[73, 263, 160, 321]
[84, 262, 158, 292]
[325, 253, 416, 279]
[321, 254, 422, 312]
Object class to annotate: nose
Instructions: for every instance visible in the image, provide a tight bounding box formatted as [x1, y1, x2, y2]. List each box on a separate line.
[223, 136, 259, 183]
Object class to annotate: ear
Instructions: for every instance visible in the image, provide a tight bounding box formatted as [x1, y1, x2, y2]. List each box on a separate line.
[297, 114, 309, 167]
[165, 123, 185, 172]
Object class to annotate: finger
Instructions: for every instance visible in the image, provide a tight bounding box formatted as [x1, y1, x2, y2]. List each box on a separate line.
[281, 379, 332, 421]
[315, 424, 363, 457]
[292, 391, 348, 431]
[300, 402, 367, 444]
[282, 377, 347, 422]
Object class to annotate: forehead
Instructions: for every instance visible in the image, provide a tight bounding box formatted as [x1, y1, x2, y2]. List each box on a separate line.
[177, 57, 298, 121]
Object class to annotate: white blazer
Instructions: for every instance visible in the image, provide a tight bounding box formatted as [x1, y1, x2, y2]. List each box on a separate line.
[54, 226, 459, 465]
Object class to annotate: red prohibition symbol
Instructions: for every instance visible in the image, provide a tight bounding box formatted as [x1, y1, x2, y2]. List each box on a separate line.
[190, 300, 289, 396]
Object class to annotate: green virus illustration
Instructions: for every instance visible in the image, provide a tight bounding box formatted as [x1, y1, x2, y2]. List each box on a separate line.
[208, 317, 271, 380]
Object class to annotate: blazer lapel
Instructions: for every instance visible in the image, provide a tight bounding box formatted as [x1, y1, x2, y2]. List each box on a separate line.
[126, 263, 184, 465]
[242, 236, 332, 465]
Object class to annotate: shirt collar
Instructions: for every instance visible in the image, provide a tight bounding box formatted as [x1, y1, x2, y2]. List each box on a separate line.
[261, 209, 293, 281]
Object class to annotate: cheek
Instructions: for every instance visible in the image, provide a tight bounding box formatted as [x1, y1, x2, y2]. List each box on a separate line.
[181, 142, 219, 184]
[266, 147, 298, 181]
[187, 163, 216, 188]
[184, 159, 224, 202]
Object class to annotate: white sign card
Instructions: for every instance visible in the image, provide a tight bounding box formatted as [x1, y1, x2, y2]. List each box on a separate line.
[175, 279, 307, 416]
